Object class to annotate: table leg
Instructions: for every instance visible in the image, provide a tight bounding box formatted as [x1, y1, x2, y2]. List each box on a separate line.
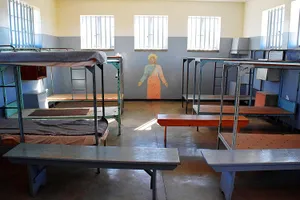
[164, 127, 167, 148]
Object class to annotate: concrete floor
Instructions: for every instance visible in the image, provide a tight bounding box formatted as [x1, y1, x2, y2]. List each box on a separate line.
[1, 101, 300, 200]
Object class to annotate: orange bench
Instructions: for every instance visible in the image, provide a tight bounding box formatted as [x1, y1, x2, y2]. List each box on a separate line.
[157, 114, 249, 147]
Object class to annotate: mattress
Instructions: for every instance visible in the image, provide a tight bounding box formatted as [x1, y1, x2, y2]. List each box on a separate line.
[0, 118, 109, 146]
[0, 51, 107, 67]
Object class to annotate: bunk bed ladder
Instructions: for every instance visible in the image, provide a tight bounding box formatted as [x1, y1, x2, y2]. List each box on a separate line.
[213, 62, 228, 95]
[70, 67, 88, 100]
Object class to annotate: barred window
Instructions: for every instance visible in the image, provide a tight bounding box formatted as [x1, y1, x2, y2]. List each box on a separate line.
[187, 16, 221, 51]
[134, 15, 168, 50]
[8, 0, 41, 48]
[261, 5, 285, 49]
[80, 15, 115, 49]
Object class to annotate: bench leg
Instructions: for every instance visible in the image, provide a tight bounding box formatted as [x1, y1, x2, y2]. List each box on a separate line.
[27, 165, 47, 197]
[152, 170, 157, 200]
[164, 127, 167, 148]
[220, 171, 235, 200]
[144, 169, 157, 200]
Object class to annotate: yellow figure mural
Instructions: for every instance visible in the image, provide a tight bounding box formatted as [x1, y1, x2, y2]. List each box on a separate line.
[138, 54, 168, 99]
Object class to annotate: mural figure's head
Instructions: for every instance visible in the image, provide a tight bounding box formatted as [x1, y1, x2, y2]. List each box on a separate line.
[148, 54, 158, 64]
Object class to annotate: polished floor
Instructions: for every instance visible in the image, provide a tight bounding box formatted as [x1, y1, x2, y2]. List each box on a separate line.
[1, 101, 300, 200]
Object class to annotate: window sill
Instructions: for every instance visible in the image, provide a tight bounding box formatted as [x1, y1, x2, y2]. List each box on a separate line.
[134, 49, 168, 52]
[187, 50, 220, 53]
[81, 48, 115, 51]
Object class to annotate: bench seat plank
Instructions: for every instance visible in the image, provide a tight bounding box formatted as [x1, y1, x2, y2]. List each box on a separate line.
[4, 144, 180, 199]
[202, 149, 300, 172]
[4, 144, 180, 170]
[157, 114, 249, 127]
[193, 105, 293, 116]
[202, 149, 300, 200]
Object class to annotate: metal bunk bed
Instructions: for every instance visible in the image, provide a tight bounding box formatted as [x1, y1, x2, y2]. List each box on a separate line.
[0, 51, 109, 146]
[45, 49, 123, 136]
[183, 57, 255, 114]
[217, 60, 300, 150]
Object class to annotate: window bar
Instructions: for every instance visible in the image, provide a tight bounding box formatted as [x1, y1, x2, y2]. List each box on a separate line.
[267, 11, 272, 48]
[104, 16, 107, 49]
[14, 0, 18, 46]
[8, 0, 13, 47]
[162, 17, 164, 49]
[109, 16, 112, 49]
[204, 18, 208, 50]
[156, 16, 159, 49]
[15, 0, 20, 47]
[213, 17, 216, 50]
[201, 17, 204, 50]
[195, 17, 198, 50]
[99, 16, 102, 49]
[24, 5, 28, 47]
[280, 6, 284, 48]
[271, 10, 276, 48]
[208, 17, 211, 50]
[20, 2, 24, 47]
[95, 16, 98, 49]
[144, 16, 146, 49]
[31, 7, 35, 47]
[90, 16, 93, 49]
[275, 8, 279, 48]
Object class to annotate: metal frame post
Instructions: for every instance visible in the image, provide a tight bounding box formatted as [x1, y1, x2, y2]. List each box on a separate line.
[89, 66, 99, 145]
[197, 62, 204, 114]
[192, 61, 198, 114]
[248, 68, 254, 106]
[217, 64, 227, 149]
[116, 64, 121, 136]
[185, 60, 190, 114]
[213, 62, 217, 95]
[14, 66, 24, 142]
[101, 64, 105, 117]
[232, 65, 242, 150]
[181, 59, 186, 108]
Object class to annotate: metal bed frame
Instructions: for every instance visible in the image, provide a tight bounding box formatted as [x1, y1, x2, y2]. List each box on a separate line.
[47, 49, 123, 136]
[0, 51, 107, 147]
[217, 60, 300, 151]
[184, 57, 254, 115]
[0, 47, 123, 136]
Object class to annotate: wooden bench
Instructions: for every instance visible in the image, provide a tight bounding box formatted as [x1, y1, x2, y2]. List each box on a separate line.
[202, 149, 300, 200]
[157, 114, 249, 147]
[3, 144, 180, 200]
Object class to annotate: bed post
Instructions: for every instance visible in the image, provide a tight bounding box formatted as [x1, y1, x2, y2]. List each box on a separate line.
[197, 61, 204, 115]
[217, 64, 227, 149]
[232, 65, 242, 149]
[192, 60, 198, 114]
[101, 64, 105, 117]
[185, 60, 190, 114]
[14, 66, 24, 143]
[181, 58, 186, 108]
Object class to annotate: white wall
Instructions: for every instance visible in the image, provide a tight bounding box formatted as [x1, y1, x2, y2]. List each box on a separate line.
[243, 0, 293, 37]
[0, 0, 57, 35]
[56, 0, 245, 37]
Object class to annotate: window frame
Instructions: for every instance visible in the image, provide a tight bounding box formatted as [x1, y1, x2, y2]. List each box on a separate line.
[8, 0, 40, 48]
[134, 15, 168, 51]
[187, 16, 221, 52]
[80, 15, 115, 50]
[261, 5, 285, 49]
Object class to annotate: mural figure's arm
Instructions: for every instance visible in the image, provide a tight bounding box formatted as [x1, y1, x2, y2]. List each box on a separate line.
[138, 65, 149, 86]
[157, 65, 168, 87]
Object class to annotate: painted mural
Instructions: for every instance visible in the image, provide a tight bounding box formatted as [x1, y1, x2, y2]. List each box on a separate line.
[138, 54, 168, 99]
